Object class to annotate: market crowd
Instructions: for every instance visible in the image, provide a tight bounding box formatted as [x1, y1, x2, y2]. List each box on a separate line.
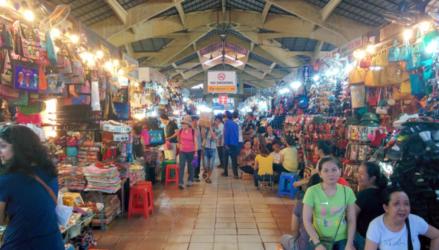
[156, 111, 439, 250]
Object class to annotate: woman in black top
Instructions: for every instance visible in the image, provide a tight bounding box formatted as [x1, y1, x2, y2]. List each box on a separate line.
[354, 161, 387, 250]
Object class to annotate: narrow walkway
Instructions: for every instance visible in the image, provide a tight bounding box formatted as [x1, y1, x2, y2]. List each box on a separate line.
[94, 169, 295, 250]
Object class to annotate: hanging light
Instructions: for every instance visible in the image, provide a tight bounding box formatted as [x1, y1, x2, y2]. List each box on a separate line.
[0, 0, 8, 7]
[353, 49, 366, 60]
[23, 9, 35, 22]
[290, 81, 302, 90]
[50, 28, 61, 39]
[419, 21, 432, 34]
[68, 34, 80, 44]
[95, 50, 104, 60]
[403, 29, 413, 42]
[366, 44, 376, 54]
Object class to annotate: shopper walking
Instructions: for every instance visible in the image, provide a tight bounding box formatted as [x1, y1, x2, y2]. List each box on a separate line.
[177, 115, 198, 189]
[303, 156, 357, 250]
[223, 111, 240, 178]
[201, 119, 218, 184]
[191, 116, 203, 182]
[0, 125, 64, 250]
[160, 114, 179, 161]
[214, 115, 225, 169]
[365, 187, 439, 250]
[354, 162, 387, 250]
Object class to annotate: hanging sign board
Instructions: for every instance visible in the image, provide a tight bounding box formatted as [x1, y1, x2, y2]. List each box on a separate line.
[207, 71, 237, 94]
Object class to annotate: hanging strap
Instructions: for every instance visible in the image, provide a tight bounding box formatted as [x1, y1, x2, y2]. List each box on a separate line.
[33, 175, 57, 204]
[406, 218, 413, 250]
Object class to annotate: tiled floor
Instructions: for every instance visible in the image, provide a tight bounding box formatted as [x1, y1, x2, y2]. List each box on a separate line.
[94, 169, 296, 250]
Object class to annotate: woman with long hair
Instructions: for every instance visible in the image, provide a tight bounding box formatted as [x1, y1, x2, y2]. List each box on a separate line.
[354, 162, 388, 249]
[365, 187, 439, 250]
[0, 125, 64, 249]
[303, 156, 357, 250]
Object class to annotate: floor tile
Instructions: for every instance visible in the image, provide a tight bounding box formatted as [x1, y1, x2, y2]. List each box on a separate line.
[95, 168, 287, 250]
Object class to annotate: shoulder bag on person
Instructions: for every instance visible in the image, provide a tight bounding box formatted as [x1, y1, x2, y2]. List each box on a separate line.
[319, 186, 347, 250]
[280, 234, 300, 250]
[406, 218, 414, 250]
[33, 175, 73, 227]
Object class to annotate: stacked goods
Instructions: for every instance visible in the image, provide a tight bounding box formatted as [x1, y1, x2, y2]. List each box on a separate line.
[83, 163, 121, 193]
[77, 144, 100, 165]
[82, 193, 121, 227]
[128, 162, 145, 186]
[58, 164, 87, 191]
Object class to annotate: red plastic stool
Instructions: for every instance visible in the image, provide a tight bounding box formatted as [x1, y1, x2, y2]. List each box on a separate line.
[165, 164, 179, 187]
[128, 185, 153, 218]
[135, 181, 154, 214]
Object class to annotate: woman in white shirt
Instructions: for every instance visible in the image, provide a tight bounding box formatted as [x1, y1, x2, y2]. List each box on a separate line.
[365, 187, 439, 250]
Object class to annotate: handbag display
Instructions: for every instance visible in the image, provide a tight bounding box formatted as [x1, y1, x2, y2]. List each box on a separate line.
[348, 67, 367, 85]
[33, 175, 73, 227]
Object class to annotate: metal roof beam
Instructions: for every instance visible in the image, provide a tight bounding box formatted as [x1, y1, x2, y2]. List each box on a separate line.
[105, 0, 127, 24]
[262, 2, 272, 23]
[174, 0, 186, 27]
[269, 0, 372, 42]
[321, 0, 342, 22]
[89, 1, 177, 39]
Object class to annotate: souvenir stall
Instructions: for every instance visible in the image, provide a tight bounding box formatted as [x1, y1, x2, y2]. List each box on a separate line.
[0, 2, 143, 248]
[271, 18, 439, 234]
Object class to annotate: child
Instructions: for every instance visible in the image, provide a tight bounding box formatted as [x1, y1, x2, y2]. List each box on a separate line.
[254, 145, 273, 189]
[270, 141, 282, 172]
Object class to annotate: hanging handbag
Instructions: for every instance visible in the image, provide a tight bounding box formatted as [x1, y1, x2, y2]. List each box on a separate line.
[33, 175, 73, 227]
[388, 41, 400, 62]
[365, 69, 383, 87]
[350, 85, 366, 108]
[45, 31, 57, 66]
[367, 88, 380, 107]
[0, 24, 13, 50]
[401, 80, 412, 97]
[406, 43, 423, 71]
[383, 63, 409, 85]
[38, 65, 48, 90]
[348, 67, 367, 85]
[409, 73, 426, 98]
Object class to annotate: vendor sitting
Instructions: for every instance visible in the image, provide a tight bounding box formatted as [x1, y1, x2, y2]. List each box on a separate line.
[238, 140, 256, 176]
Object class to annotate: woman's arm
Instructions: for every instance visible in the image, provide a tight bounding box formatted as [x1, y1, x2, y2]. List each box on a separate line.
[424, 225, 439, 249]
[0, 202, 6, 225]
[345, 203, 357, 250]
[303, 204, 323, 248]
[291, 214, 300, 238]
[364, 239, 378, 250]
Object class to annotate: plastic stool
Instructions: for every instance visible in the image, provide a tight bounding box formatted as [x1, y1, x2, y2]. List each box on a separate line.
[135, 181, 154, 214]
[165, 164, 179, 187]
[277, 172, 298, 198]
[128, 185, 153, 218]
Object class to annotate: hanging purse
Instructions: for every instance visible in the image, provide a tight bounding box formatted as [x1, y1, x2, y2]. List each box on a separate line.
[0, 24, 13, 50]
[367, 88, 380, 107]
[45, 31, 57, 66]
[409, 73, 426, 98]
[388, 41, 400, 62]
[348, 67, 367, 85]
[38, 65, 48, 90]
[383, 62, 409, 85]
[365, 69, 383, 87]
[12, 60, 39, 92]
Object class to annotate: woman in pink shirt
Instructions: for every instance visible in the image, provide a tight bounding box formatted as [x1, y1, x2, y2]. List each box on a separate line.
[177, 115, 198, 189]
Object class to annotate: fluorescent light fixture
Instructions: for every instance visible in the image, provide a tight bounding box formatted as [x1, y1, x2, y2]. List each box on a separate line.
[290, 81, 302, 90]
[279, 88, 290, 94]
[191, 83, 204, 89]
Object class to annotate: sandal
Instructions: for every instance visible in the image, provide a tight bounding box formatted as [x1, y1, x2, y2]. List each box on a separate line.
[205, 178, 212, 184]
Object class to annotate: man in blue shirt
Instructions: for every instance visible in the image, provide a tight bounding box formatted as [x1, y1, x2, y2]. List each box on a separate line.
[222, 111, 240, 178]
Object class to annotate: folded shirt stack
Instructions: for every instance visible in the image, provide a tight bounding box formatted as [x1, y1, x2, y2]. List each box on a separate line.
[58, 164, 87, 191]
[84, 163, 121, 193]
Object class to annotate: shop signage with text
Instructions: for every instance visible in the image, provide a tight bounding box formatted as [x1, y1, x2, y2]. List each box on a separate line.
[207, 71, 237, 94]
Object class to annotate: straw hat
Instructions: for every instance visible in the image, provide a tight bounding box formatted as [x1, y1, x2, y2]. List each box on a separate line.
[181, 115, 192, 126]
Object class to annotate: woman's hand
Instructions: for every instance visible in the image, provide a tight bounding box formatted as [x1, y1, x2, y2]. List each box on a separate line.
[345, 243, 356, 250]
[315, 245, 326, 250]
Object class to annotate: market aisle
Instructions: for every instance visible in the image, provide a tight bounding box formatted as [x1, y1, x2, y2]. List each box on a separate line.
[94, 169, 295, 250]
